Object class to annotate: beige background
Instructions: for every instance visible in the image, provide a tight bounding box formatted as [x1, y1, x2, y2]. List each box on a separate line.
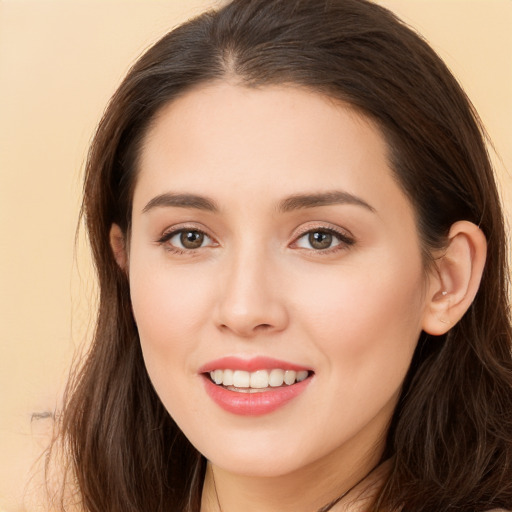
[0, 1, 511, 510]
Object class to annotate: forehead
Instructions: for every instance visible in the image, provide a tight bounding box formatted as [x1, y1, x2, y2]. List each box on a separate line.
[133, 82, 409, 219]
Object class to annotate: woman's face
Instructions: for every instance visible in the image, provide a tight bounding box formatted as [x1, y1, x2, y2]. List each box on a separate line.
[126, 83, 434, 478]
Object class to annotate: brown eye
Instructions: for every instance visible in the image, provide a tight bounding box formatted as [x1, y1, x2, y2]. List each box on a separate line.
[180, 230, 204, 249]
[294, 227, 354, 252]
[308, 231, 333, 250]
[159, 228, 215, 252]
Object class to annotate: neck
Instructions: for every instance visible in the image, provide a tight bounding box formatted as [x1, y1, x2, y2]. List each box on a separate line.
[200, 451, 389, 512]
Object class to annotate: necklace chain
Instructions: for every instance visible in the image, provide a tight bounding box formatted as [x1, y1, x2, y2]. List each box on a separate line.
[211, 462, 380, 512]
[212, 469, 222, 512]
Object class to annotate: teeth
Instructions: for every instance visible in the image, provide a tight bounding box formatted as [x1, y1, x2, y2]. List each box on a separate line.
[250, 370, 269, 389]
[213, 369, 223, 385]
[269, 369, 284, 387]
[284, 370, 296, 385]
[296, 370, 308, 382]
[233, 370, 250, 388]
[209, 369, 310, 388]
[222, 369, 234, 386]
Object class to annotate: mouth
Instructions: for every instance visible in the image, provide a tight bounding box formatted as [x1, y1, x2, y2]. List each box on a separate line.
[207, 368, 312, 393]
[199, 357, 314, 415]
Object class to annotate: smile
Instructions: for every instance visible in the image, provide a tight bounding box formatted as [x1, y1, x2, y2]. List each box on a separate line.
[209, 369, 310, 392]
[200, 357, 314, 416]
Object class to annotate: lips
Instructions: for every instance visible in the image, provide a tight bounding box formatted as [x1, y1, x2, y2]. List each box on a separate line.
[199, 356, 314, 415]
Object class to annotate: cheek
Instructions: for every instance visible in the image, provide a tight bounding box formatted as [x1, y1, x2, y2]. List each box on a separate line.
[128, 259, 212, 374]
[128, 265, 212, 422]
[290, 259, 425, 448]
[295, 253, 426, 376]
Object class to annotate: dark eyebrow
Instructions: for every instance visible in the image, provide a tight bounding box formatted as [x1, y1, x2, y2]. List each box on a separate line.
[142, 190, 374, 215]
[142, 193, 219, 214]
[277, 191, 375, 213]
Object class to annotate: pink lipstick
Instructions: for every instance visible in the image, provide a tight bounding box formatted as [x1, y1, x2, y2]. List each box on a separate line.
[199, 356, 313, 416]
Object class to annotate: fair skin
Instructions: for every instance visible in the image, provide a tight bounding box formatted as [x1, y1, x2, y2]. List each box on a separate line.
[110, 83, 486, 512]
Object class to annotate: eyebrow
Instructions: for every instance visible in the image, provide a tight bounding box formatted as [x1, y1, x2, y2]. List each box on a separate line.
[142, 193, 219, 214]
[277, 191, 375, 213]
[142, 190, 375, 215]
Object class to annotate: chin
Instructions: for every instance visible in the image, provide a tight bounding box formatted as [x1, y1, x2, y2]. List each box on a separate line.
[195, 430, 321, 478]
[211, 455, 304, 478]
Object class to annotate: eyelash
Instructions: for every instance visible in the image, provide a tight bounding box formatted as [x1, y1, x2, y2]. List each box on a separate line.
[156, 225, 355, 256]
[157, 226, 215, 255]
[292, 226, 355, 254]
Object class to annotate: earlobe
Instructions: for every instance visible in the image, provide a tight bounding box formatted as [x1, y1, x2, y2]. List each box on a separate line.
[422, 221, 487, 336]
[109, 224, 128, 271]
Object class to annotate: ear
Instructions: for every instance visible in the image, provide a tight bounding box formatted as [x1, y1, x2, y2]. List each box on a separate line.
[422, 221, 487, 335]
[109, 224, 128, 271]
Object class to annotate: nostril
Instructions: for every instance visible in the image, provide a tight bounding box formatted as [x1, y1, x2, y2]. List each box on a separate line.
[255, 323, 272, 330]
[217, 322, 277, 336]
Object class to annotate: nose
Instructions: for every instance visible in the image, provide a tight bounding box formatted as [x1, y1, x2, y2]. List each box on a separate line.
[214, 247, 289, 338]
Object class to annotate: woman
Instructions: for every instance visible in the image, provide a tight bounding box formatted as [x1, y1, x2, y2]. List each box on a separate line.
[52, 0, 512, 510]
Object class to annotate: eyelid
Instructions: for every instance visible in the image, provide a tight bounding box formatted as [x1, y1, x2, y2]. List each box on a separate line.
[290, 223, 355, 252]
[156, 223, 218, 251]
[292, 221, 354, 239]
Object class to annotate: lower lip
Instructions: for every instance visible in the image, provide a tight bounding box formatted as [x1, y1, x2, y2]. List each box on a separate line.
[202, 375, 312, 416]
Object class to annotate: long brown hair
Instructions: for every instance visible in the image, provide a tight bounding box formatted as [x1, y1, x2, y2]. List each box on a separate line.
[55, 1, 512, 510]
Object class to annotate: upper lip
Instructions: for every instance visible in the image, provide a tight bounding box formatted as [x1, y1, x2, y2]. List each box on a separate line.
[198, 356, 312, 374]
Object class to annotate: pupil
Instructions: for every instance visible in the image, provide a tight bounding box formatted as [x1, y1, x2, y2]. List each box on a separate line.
[309, 231, 332, 250]
[181, 231, 204, 249]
